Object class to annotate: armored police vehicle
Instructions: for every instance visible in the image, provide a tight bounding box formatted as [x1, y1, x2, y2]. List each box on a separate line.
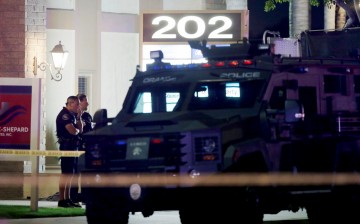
[81, 28, 360, 224]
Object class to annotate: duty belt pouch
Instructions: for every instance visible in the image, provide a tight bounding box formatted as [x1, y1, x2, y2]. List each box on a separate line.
[59, 138, 78, 150]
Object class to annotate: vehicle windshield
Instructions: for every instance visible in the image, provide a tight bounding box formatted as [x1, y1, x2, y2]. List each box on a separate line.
[131, 84, 188, 113]
[131, 79, 265, 113]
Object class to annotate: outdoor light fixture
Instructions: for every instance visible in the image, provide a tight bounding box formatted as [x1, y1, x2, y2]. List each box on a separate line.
[33, 41, 69, 81]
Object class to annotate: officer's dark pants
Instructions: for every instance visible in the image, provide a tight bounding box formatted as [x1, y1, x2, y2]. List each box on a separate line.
[60, 142, 79, 201]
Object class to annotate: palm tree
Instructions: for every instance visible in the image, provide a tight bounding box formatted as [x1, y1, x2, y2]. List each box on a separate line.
[264, 0, 333, 11]
[324, 1, 336, 29]
[336, 5, 347, 28]
[265, 0, 355, 30]
[289, 0, 310, 37]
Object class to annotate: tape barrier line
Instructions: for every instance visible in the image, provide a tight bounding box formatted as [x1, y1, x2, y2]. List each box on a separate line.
[77, 172, 360, 187]
[0, 149, 84, 157]
[1, 173, 360, 187]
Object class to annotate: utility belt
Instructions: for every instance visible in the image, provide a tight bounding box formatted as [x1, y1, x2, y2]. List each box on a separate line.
[58, 137, 80, 145]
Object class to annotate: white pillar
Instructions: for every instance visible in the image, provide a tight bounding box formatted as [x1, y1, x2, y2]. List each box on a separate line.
[324, 3, 336, 30]
[226, 0, 247, 10]
[289, 0, 310, 37]
[163, 0, 204, 10]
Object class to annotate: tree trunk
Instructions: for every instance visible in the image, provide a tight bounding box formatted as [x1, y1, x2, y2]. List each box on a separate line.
[289, 0, 310, 37]
[324, 2, 336, 30]
[336, 6, 346, 29]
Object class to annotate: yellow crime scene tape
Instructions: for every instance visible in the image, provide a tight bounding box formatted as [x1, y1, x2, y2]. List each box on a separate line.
[1, 172, 360, 187]
[0, 149, 84, 157]
[1, 150, 360, 187]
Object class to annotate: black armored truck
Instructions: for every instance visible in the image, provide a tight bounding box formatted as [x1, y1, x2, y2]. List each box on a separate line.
[81, 29, 360, 224]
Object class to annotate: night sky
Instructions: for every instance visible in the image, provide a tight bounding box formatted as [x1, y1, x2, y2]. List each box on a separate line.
[248, 0, 325, 41]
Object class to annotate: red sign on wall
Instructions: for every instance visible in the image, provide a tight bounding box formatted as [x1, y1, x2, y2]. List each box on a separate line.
[0, 86, 32, 149]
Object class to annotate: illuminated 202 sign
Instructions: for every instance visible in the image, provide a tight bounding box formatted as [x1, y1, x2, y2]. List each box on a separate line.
[142, 11, 248, 43]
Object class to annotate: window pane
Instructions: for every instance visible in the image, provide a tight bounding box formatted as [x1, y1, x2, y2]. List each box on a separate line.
[324, 75, 346, 94]
[226, 82, 240, 97]
[134, 92, 152, 113]
[78, 77, 87, 95]
[166, 92, 180, 112]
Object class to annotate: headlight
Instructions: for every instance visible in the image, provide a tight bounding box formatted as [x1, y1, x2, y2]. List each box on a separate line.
[202, 138, 216, 152]
[189, 169, 200, 178]
[86, 143, 104, 167]
[194, 133, 220, 162]
[90, 144, 102, 158]
[129, 184, 142, 200]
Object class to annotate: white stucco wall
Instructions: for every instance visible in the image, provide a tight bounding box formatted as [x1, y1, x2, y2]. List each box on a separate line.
[163, 0, 204, 10]
[47, 0, 75, 10]
[44, 0, 219, 168]
[45, 29, 76, 152]
[102, 0, 139, 14]
[101, 32, 139, 118]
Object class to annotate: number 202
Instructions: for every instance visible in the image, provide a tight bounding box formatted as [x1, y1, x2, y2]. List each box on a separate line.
[152, 15, 233, 39]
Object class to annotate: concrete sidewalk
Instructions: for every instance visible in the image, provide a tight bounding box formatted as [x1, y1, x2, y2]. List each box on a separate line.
[0, 200, 308, 224]
[0, 199, 85, 209]
[0, 200, 59, 208]
[0, 200, 178, 224]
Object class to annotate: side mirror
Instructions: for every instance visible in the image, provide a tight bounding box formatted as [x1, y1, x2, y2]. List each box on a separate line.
[93, 109, 108, 129]
[285, 100, 305, 123]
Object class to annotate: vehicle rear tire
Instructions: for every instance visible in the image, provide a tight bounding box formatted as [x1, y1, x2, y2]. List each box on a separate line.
[306, 190, 360, 224]
[87, 212, 128, 224]
[179, 204, 263, 224]
[179, 187, 263, 224]
[179, 209, 201, 224]
[221, 201, 263, 224]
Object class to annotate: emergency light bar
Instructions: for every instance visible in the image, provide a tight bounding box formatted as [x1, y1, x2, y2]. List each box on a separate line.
[147, 48, 255, 72]
[147, 59, 255, 71]
[150, 50, 164, 60]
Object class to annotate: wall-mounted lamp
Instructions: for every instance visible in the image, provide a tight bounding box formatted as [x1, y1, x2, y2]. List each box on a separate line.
[33, 41, 69, 81]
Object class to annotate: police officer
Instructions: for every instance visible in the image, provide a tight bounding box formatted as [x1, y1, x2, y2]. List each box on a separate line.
[56, 96, 83, 208]
[71, 93, 94, 203]
[77, 94, 93, 134]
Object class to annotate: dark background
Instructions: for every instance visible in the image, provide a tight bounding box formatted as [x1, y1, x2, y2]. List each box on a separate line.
[248, 0, 325, 41]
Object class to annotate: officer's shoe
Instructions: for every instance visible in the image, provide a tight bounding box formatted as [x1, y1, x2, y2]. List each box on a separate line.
[58, 199, 74, 208]
[67, 199, 82, 208]
[71, 193, 82, 203]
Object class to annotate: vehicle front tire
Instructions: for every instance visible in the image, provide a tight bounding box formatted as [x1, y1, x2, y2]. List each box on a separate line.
[84, 187, 129, 224]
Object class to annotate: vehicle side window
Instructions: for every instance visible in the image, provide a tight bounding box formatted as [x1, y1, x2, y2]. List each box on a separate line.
[189, 80, 265, 110]
[324, 75, 346, 95]
[166, 92, 180, 112]
[354, 75, 360, 93]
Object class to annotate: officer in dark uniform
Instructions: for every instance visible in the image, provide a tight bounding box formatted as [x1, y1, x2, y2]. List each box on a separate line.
[56, 95, 83, 208]
[72, 93, 94, 203]
[78, 93, 93, 134]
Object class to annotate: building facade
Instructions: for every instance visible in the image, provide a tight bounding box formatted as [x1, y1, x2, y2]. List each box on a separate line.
[0, 0, 227, 199]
